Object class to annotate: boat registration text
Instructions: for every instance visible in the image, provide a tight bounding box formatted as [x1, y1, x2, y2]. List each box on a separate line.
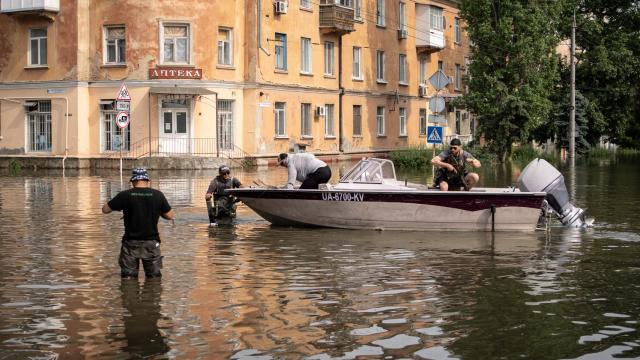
[322, 192, 364, 202]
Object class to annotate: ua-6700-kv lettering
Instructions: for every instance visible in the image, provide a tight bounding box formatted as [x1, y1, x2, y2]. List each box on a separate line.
[321, 193, 364, 202]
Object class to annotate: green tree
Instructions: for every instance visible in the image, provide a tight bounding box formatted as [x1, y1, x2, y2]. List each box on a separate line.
[567, 0, 640, 147]
[459, 0, 566, 161]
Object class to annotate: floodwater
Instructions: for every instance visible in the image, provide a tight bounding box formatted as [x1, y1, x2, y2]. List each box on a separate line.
[0, 157, 639, 359]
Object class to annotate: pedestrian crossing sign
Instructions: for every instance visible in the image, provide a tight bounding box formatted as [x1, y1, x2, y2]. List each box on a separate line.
[427, 126, 443, 144]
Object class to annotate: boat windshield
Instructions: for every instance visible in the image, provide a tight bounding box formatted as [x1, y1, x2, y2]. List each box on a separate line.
[340, 158, 397, 184]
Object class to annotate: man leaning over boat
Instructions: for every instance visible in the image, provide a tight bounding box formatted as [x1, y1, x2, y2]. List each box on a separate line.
[431, 138, 481, 191]
[277, 152, 332, 189]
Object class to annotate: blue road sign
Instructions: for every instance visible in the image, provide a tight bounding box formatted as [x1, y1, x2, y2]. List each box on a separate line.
[427, 126, 443, 144]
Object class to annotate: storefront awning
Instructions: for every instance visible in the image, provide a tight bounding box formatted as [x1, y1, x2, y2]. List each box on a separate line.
[149, 87, 216, 96]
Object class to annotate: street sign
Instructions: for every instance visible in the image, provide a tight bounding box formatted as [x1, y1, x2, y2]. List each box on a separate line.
[116, 82, 131, 101]
[258, 102, 272, 108]
[429, 70, 449, 91]
[115, 111, 130, 129]
[116, 101, 130, 112]
[427, 126, 443, 144]
[428, 114, 448, 123]
[429, 97, 445, 113]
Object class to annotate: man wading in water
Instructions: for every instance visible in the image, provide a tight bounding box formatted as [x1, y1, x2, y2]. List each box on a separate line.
[205, 165, 241, 227]
[102, 168, 174, 278]
[431, 138, 481, 191]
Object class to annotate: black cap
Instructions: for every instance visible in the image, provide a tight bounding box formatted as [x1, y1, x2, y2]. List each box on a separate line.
[450, 138, 462, 146]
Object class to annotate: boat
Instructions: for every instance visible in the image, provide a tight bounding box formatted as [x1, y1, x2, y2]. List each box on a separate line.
[227, 158, 588, 231]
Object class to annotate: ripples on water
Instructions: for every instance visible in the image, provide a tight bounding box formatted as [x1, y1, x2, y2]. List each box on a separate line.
[0, 160, 639, 359]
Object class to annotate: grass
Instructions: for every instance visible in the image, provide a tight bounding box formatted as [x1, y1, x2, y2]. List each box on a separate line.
[8, 159, 22, 176]
[390, 144, 498, 169]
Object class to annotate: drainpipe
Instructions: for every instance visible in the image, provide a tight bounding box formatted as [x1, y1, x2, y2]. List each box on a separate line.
[258, 0, 270, 55]
[338, 36, 344, 153]
[214, 92, 219, 158]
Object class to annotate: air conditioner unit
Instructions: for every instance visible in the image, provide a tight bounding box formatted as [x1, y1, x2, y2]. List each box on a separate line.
[418, 84, 427, 97]
[397, 29, 408, 39]
[275, 1, 288, 14]
[315, 105, 325, 117]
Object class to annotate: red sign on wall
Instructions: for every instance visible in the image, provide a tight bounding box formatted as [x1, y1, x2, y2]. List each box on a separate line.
[149, 67, 203, 79]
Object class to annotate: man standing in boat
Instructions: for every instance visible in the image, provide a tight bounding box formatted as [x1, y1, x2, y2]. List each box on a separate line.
[102, 168, 174, 278]
[205, 165, 242, 227]
[277, 152, 332, 189]
[431, 138, 481, 191]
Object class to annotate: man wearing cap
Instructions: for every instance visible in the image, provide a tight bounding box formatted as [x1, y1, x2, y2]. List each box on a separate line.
[102, 168, 174, 278]
[431, 138, 481, 191]
[277, 152, 332, 189]
[205, 165, 242, 227]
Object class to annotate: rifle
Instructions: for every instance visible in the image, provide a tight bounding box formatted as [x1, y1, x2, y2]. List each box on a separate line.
[445, 153, 470, 191]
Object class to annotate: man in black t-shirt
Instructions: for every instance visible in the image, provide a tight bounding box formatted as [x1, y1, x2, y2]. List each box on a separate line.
[102, 168, 174, 278]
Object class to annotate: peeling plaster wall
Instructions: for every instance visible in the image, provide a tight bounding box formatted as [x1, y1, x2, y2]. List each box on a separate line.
[0, 0, 79, 82]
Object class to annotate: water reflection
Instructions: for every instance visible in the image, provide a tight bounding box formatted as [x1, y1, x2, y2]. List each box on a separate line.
[0, 157, 639, 359]
[116, 279, 169, 357]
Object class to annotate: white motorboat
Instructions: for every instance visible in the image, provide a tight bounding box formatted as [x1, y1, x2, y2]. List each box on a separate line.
[228, 158, 587, 231]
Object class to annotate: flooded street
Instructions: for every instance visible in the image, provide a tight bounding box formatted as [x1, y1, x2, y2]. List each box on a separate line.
[1, 157, 639, 359]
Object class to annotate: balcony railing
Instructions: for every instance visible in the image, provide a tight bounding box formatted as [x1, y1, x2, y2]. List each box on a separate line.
[105, 137, 256, 167]
[319, 4, 355, 34]
[416, 29, 445, 52]
[1, 0, 59, 13]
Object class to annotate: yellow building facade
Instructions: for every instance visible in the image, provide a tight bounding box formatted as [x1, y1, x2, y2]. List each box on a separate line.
[0, 0, 471, 164]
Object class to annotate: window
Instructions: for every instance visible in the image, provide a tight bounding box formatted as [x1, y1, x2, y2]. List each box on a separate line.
[399, 54, 407, 84]
[430, 6, 444, 31]
[352, 46, 362, 79]
[399, 107, 407, 136]
[376, 106, 385, 136]
[455, 110, 461, 134]
[217, 100, 235, 150]
[420, 58, 428, 84]
[376, 0, 385, 26]
[275, 102, 286, 136]
[29, 28, 47, 66]
[455, 63, 461, 90]
[300, 0, 311, 9]
[324, 41, 334, 76]
[455, 17, 461, 43]
[301, 37, 312, 74]
[338, 0, 352, 6]
[26, 100, 51, 152]
[353, 105, 362, 136]
[301, 103, 312, 137]
[438, 60, 444, 71]
[325, 104, 335, 136]
[398, 2, 406, 30]
[354, 0, 361, 19]
[419, 108, 427, 135]
[376, 50, 385, 82]
[104, 26, 125, 64]
[218, 28, 233, 66]
[275, 33, 287, 70]
[162, 23, 189, 64]
[101, 100, 130, 152]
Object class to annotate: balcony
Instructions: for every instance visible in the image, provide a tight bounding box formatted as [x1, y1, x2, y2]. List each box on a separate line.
[319, 3, 355, 35]
[416, 29, 445, 53]
[1, 0, 59, 19]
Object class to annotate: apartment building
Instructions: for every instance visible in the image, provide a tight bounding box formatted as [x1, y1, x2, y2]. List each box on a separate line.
[0, 0, 471, 163]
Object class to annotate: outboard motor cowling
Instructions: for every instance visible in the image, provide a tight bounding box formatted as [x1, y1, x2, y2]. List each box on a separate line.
[517, 158, 586, 227]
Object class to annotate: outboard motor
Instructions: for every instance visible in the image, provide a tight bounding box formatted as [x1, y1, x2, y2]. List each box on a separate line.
[517, 158, 587, 227]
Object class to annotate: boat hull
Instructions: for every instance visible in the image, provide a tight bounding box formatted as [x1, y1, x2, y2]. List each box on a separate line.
[229, 189, 546, 231]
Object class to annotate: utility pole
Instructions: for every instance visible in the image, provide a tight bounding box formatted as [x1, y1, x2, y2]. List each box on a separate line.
[569, 9, 576, 162]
